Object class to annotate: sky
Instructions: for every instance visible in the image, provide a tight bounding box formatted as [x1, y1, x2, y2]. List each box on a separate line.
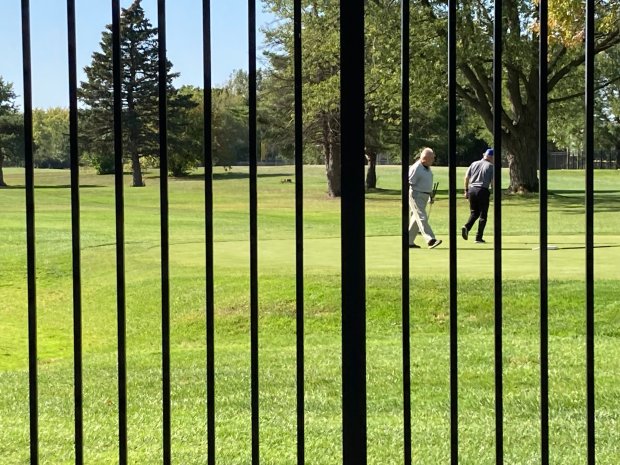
[0, 0, 275, 109]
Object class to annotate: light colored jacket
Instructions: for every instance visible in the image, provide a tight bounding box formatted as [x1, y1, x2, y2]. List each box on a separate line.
[408, 160, 434, 193]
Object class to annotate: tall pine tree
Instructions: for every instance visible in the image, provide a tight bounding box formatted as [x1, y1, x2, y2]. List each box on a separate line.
[79, 0, 194, 186]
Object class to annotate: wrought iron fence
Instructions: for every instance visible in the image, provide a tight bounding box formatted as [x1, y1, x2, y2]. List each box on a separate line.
[13, 0, 600, 464]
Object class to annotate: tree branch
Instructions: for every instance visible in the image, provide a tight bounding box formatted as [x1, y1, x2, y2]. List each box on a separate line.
[548, 44, 568, 73]
[549, 74, 620, 104]
[549, 29, 620, 92]
[505, 63, 524, 118]
[473, 63, 494, 104]
[459, 64, 492, 114]
[456, 81, 492, 127]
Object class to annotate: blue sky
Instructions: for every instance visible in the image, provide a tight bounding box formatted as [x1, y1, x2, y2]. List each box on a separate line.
[0, 0, 275, 109]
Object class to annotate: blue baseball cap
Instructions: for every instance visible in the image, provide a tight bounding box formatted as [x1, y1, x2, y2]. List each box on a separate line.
[484, 148, 494, 157]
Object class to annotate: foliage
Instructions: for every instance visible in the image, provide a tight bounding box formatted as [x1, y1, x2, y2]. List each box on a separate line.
[78, 0, 195, 184]
[593, 46, 620, 152]
[0, 77, 22, 187]
[168, 85, 203, 176]
[262, 0, 343, 196]
[32, 108, 70, 169]
[261, 0, 620, 194]
[214, 70, 255, 167]
[452, 0, 620, 192]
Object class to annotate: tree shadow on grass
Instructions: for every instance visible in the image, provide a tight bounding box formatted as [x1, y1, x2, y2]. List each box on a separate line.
[160, 172, 295, 182]
[548, 190, 620, 214]
[1, 184, 104, 190]
[365, 187, 401, 199]
[466, 244, 620, 251]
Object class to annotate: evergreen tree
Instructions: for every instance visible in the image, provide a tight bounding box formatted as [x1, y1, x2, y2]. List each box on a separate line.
[79, 0, 194, 185]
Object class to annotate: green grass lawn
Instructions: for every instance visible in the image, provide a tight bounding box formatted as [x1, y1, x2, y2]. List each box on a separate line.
[1, 165, 619, 464]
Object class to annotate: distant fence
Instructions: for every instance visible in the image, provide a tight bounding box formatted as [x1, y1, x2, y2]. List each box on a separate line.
[13, 1, 600, 465]
[549, 150, 619, 170]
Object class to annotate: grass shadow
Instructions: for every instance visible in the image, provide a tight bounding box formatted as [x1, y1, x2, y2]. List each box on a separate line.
[2, 184, 105, 190]
[548, 190, 620, 214]
[158, 172, 295, 181]
[366, 187, 401, 199]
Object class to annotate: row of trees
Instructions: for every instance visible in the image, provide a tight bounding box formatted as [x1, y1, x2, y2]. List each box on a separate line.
[1, 0, 619, 194]
[260, 0, 620, 195]
[0, 1, 251, 188]
[78, 1, 262, 186]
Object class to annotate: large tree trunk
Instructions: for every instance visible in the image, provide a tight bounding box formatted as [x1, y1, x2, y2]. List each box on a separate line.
[323, 117, 341, 197]
[130, 148, 144, 187]
[365, 150, 377, 190]
[504, 123, 539, 193]
[325, 139, 341, 197]
[0, 152, 6, 187]
[126, 91, 144, 187]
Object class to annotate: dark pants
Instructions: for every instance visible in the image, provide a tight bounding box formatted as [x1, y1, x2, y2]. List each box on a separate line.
[464, 187, 490, 240]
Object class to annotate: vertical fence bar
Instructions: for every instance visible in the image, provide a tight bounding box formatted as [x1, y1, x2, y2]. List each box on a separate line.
[340, 1, 366, 464]
[111, 1, 128, 462]
[21, 1, 38, 463]
[157, 1, 172, 464]
[400, 1, 411, 464]
[584, 1, 595, 463]
[247, 1, 260, 463]
[447, 0, 459, 463]
[293, 1, 305, 464]
[538, 2, 549, 464]
[66, 1, 83, 463]
[492, 0, 504, 462]
[201, 1, 215, 464]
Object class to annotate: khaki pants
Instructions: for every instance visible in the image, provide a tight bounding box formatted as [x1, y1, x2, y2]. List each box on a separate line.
[408, 189, 435, 245]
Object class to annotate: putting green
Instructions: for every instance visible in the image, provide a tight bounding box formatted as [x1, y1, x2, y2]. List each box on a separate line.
[161, 234, 620, 280]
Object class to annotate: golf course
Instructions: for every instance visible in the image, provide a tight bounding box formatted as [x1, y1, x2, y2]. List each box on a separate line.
[1, 165, 618, 464]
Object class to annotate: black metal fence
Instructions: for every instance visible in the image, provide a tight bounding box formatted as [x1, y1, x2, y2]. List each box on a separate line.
[549, 150, 619, 170]
[14, 0, 601, 464]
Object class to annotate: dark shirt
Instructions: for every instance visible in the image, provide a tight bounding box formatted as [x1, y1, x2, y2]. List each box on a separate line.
[466, 159, 494, 189]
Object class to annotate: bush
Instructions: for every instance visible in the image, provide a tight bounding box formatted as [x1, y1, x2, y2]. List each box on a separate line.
[87, 151, 115, 175]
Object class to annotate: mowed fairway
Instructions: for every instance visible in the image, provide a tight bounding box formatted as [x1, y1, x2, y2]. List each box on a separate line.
[1, 165, 619, 464]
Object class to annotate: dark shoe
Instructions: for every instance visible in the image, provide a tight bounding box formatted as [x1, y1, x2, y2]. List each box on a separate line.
[409, 243, 421, 249]
[428, 239, 442, 249]
[461, 226, 468, 240]
[475, 238, 486, 244]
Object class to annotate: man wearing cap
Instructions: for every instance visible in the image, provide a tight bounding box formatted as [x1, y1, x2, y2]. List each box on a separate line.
[462, 148, 495, 243]
[408, 147, 442, 249]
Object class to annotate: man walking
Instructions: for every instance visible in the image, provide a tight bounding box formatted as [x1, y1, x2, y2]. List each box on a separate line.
[408, 147, 442, 249]
[462, 148, 495, 243]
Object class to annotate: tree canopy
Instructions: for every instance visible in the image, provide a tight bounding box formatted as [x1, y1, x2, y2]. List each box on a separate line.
[78, 0, 195, 185]
[260, 0, 620, 194]
[0, 76, 22, 187]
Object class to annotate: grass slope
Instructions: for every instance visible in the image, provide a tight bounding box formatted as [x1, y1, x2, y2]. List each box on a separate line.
[1, 166, 619, 464]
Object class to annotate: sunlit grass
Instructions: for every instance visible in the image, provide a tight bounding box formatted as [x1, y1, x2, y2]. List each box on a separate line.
[1, 166, 619, 464]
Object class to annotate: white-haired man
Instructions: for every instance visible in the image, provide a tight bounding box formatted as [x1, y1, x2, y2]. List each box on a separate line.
[408, 147, 442, 249]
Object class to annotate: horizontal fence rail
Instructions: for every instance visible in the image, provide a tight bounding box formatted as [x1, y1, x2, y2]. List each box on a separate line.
[9, 0, 606, 463]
